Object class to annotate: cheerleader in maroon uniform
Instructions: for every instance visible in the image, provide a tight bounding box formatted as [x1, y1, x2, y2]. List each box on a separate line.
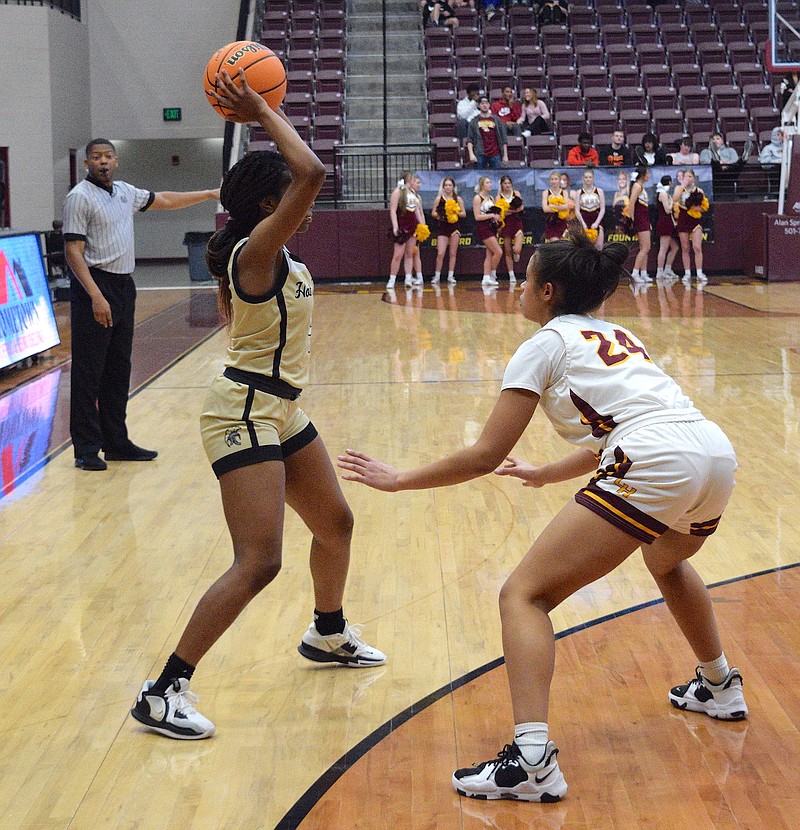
[431, 176, 466, 284]
[574, 167, 605, 250]
[541, 170, 572, 242]
[655, 175, 680, 280]
[673, 168, 709, 284]
[387, 170, 425, 289]
[624, 164, 652, 283]
[473, 176, 503, 286]
[496, 175, 525, 283]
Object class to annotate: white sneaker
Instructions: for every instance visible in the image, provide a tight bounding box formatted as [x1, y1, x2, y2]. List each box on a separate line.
[298, 621, 386, 667]
[404, 275, 413, 286]
[696, 270, 708, 283]
[631, 271, 646, 284]
[386, 276, 396, 289]
[481, 276, 499, 286]
[130, 678, 216, 740]
[453, 740, 568, 802]
[412, 275, 424, 285]
[431, 275, 440, 284]
[447, 275, 457, 284]
[508, 274, 517, 283]
[669, 667, 748, 720]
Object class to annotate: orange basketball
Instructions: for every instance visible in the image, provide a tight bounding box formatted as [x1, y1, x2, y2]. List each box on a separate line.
[204, 41, 286, 121]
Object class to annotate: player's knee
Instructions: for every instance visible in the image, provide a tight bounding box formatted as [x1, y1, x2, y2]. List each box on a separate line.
[246, 554, 283, 594]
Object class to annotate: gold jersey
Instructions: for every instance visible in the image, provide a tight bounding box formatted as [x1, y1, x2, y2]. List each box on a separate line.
[225, 240, 314, 396]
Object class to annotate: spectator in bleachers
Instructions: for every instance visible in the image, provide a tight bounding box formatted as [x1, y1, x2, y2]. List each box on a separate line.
[567, 133, 600, 167]
[654, 175, 680, 281]
[635, 133, 670, 166]
[517, 88, 550, 137]
[699, 132, 744, 198]
[759, 126, 785, 165]
[482, 0, 502, 20]
[425, 0, 462, 28]
[492, 87, 523, 137]
[538, 0, 568, 26]
[780, 71, 799, 108]
[431, 176, 466, 284]
[575, 167, 606, 249]
[669, 136, 700, 166]
[759, 127, 785, 195]
[467, 96, 509, 168]
[598, 129, 632, 167]
[457, 84, 482, 141]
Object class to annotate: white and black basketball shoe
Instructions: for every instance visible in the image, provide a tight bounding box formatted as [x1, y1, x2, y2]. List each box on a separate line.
[130, 678, 216, 739]
[452, 740, 568, 802]
[669, 667, 748, 720]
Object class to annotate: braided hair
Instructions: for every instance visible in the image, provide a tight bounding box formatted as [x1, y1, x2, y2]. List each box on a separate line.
[533, 227, 629, 315]
[206, 151, 292, 324]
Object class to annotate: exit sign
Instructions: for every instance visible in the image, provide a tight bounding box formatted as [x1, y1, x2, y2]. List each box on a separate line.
[163, 107, 182, 122]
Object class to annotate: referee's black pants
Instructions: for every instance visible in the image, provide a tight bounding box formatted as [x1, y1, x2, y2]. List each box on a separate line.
[70, 268, 136, 458]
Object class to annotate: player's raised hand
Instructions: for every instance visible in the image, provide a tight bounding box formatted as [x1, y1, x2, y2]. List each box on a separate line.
[494, 456, 547, 487]
[337, 449, 401, 492]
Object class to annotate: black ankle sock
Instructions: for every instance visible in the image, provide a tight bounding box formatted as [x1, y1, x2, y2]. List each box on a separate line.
[314, 608, 346, 635]
[152, 653, 196, 694]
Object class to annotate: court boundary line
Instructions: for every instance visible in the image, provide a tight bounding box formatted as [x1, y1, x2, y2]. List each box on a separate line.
[275, 560, 800, 830]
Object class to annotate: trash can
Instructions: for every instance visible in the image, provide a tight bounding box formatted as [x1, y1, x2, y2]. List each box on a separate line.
[183, 231, 215, 282]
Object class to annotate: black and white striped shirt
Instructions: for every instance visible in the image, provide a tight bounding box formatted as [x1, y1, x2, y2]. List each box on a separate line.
[62, 178, 155, 274]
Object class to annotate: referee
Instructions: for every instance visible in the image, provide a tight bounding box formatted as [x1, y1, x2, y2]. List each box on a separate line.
[63, 138, 220, 471]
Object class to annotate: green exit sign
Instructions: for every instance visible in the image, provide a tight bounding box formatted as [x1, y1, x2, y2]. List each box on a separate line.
[163, 107, 182, 122]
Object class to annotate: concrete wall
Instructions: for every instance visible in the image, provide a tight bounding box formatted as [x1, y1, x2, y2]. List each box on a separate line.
[0, 0, 238, 254]
[0, 6, 88, 231]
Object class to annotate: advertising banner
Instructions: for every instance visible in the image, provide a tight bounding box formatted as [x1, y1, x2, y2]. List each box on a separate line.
[0, 233, 60, 370]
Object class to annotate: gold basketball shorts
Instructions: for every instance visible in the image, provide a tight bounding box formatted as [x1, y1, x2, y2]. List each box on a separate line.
[200, 372, 317, 479]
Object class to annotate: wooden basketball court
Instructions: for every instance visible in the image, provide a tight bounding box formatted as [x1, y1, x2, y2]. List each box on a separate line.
[1, 276, 799, 829]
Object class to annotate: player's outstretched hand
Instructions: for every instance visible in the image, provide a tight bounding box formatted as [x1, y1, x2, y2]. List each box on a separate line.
[494, 456, 547, 488]
[212, 69, 270, 123]
[337, 449, 401, 492]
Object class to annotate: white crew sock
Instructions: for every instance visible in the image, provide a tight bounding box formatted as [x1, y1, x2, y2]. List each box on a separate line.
[700, 653, 729, 685]
[514, 721, 549, 766]
[448, 271, 455, 282]
[433, 271, 440, 283]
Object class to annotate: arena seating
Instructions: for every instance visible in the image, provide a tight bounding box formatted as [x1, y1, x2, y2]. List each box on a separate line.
[425, 0, 787, 186]
[255, 0, 346, 199]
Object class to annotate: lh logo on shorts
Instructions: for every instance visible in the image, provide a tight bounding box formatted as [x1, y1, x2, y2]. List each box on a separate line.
[614, 479, 637, 498]
[224, 427, 242, 447]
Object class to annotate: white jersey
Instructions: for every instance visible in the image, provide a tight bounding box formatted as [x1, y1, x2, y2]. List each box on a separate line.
[502, 314, 702, 449]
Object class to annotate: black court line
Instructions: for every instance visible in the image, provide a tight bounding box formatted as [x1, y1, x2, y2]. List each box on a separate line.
[274, 560, 800, 830]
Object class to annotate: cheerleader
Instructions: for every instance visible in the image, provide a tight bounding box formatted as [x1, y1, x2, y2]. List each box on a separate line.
[473, 176, 503, 286]
[387, 171, 425, 289]
[624, 164, 652, 283]
[496, 174, 525, 282]
[673, 168, 709, 284]
[575, 167, 605, 250]
[431, 176, 466, 284]
[541, 170, 572, 242]
[655, 175, 680, 280]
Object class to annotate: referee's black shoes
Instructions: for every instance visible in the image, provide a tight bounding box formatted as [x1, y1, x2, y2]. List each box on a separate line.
[104, 443, 158, 462]
[75, 453, 108, 471]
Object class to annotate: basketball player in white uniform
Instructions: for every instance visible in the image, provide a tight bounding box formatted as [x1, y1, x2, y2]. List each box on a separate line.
[337, 230, 747, 803]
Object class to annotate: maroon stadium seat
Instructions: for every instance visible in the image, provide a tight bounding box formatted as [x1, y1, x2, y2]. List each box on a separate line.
[684, 107, 718, 135]
[315, 92, 344, 118]
[652, 108, 686, 134]
[709, 84, 743, 109]
[427, 88, 457, 115]
[426, 47, 454, 71]
[527, 134, 562, 164]
[316, 70, 344, 95]
[678, 84, 712, 110]
[283, 92, 313, 119]
[648, 86, 679, 110]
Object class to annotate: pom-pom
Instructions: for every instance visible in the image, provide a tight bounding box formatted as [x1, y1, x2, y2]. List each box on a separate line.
[414, 223, 431, 242]
[494, 196, 511, 224]
[444, 198, 460, 224]
[585, 228, 599, 242]
[687, 194, 710, 219]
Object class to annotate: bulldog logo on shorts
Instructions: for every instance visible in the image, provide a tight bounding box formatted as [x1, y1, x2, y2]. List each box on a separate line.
[224, 427, 242, 447]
